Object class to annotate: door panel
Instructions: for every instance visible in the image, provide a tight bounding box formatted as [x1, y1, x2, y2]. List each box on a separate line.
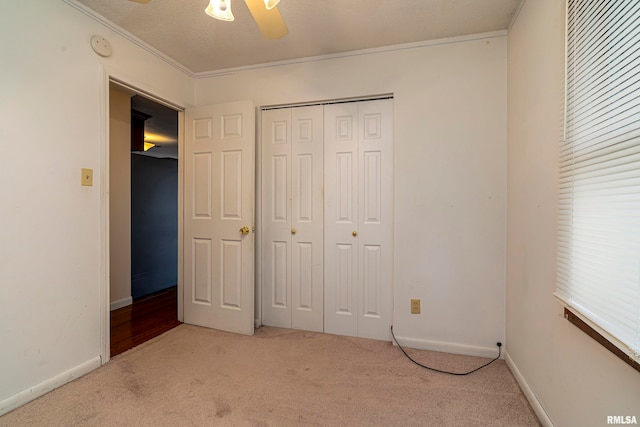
[290, 106, 324, 331]
[336, 243, 356, 314]
[262, 106, 324, 332]
[184, 101, 254, 335]
[294, 241, 313, 310]
[356, 99, 393, 340]
[220, 239, 242, 308]
[261, 109, 292, 328]
[324, 103, 359, 336]
[221, 150, 243, 219]
[272, 240, 288, 308]
[325, 99, 393, 340]
[362, 244, 381, 316]
[193, 238, 212, 304]
[193, 153, 212, 218]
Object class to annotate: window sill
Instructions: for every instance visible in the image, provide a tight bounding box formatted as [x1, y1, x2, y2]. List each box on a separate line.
[562, 307, 640, 374]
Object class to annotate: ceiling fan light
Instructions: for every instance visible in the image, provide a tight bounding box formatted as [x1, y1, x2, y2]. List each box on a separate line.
[205, 0, 234, 21]
[264, 0, 280, 10]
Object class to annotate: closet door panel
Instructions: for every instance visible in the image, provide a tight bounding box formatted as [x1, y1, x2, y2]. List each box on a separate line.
[262, 106, 324, 333]
[324, 103, 359, 337]
[291, 106, 324, 332]
[324, 99, 393, 340]
[261, 109, 292, 328]
[357, 99, 393, 341]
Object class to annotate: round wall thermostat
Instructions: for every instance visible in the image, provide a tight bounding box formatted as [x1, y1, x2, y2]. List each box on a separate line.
[90, 35, 112, 57]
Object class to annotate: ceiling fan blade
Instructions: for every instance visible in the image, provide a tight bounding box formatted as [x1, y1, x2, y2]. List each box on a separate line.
[244, 0, 288, 40]
[128, 0, 152, 4]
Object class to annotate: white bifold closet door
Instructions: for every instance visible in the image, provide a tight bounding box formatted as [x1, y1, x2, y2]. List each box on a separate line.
[261, 105, 324, 332]
[324, 99, 393, 341]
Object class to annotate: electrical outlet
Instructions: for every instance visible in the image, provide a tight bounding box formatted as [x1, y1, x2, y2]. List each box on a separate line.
[410, 299, 421, 314]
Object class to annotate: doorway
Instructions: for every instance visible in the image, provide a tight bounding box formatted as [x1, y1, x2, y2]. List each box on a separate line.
[108, 83, 181, 357]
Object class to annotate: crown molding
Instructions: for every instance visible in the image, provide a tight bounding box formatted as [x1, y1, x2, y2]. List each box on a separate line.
[62, 0, 194, 77]
[508, 0, 527, 32]
[194, 30, 508, 78]
[63, 0, 507, 80]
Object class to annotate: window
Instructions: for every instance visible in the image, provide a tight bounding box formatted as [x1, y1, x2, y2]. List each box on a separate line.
[556, 0, 640, 367]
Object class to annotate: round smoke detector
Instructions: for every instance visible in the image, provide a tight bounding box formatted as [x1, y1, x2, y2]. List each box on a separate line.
[90, 35, 112, 57]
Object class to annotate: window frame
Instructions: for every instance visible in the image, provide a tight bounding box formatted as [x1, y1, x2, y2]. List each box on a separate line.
[555, 0, 640, 372]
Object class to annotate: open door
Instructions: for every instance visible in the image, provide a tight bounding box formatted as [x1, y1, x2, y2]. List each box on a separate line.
[183, 101, 255, 335]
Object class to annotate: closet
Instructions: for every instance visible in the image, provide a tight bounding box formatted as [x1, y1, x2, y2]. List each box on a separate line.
[261, 98, 393, 340]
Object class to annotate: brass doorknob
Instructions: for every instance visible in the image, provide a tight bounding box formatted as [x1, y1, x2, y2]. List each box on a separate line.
[291, 228, 297, 235]
[352, 231, 358, 237]
[240, 226, 250, 235]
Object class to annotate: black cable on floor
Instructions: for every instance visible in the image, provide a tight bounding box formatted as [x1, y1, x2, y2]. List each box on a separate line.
[390, 326, 502, 376]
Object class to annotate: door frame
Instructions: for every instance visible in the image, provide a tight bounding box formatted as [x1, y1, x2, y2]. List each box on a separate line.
[100, 66, 186, 364]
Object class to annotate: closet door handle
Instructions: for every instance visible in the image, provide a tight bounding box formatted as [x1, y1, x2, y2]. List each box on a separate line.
[291, 228, 297, 235]
[240, 226, 250, 235]
[352, 231, 358, 237]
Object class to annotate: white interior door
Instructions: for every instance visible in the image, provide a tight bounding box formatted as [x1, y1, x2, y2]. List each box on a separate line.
[324, 99, 393, 340]
[261, 106, 324, 332]
[184, 101, 255, 335]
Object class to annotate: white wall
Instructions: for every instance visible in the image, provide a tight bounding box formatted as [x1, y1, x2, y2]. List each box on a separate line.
[109, 85, 132, 308]
[506, 1, 640, 425]
[196, 34, 507, 356]
[0, 1, 192, 409]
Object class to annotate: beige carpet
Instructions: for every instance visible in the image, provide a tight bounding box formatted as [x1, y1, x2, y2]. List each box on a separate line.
[0, 325, 539, 426]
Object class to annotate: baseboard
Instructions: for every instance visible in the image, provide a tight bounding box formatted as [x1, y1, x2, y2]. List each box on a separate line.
[110, 296, 132, 311]
[0, 356, 101, 416]
[392, 334, 501, 359]
[505, 351, 554, 427]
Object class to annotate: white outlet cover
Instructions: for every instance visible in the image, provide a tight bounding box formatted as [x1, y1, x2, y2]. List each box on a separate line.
[90, 35, 112, 57]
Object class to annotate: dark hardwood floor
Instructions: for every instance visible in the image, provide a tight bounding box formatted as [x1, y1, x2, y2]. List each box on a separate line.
[110, 286, 181, 357]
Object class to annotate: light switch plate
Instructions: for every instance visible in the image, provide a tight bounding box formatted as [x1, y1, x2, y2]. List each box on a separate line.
[81, 168, 93, 186]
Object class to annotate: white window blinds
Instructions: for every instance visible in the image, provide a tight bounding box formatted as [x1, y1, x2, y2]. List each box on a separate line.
[557, 0, 640, 359]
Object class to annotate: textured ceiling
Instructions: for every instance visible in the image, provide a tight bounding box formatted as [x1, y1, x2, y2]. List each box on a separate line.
[74, 0, 523, 74]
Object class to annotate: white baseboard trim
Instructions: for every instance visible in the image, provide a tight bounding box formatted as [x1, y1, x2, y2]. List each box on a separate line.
[392, 334, 501, 359]
[110, 296, 132, 311]
[505, 351, 554, 427]
[0, 356, 101, 416]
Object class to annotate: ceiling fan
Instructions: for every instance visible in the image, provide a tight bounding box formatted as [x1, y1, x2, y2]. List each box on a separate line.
[128, 0, 288, 39]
